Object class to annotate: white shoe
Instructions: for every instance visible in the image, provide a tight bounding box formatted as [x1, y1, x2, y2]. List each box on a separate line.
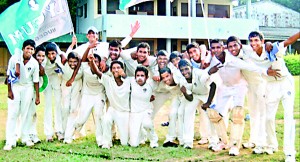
[23, 140, 34, 147]
[252, 146, 264, 154]
[63, 139, 72, 144]
[208, 142, 217, 150]
[285, 155, 296, 162]
[212, 142, 228, 152]
[102, 145, 110, 149]
[56, 132, 64, 141]
[3, 144, 13, 151]
[30, 134, 41, 144]
[150, 142, 159, 148]
[264, 147, 277, 155]
[46, 136, 54, 142]
[183, 144, 192, 149]
[229, 146, 240, 156]
[198, 138, 209, 145]
[242, 142, 255, 149]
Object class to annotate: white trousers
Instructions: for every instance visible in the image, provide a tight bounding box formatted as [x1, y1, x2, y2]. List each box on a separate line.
[247, 82, 267, 147]
[181, 95, 211, 148]
[6, 85, 34, 145]
[152, 92, 171, 118]
[129, 109, 158, 147]
[265, 76, 295, 156]
[102, 107, 129, 146]
[165, 95, 184, 144]
[28, 95, 38, 136]
[61, 80, 82, 134]
[65, 93, 105, 144]
[43, 74, 62, 137]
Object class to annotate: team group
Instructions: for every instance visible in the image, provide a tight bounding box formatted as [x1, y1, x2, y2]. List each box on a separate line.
[3, 21, 298, 161]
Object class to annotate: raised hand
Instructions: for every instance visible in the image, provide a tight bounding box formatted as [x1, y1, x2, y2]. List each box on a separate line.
[130, 20, 140, 37]
[208, 63, 223, 75]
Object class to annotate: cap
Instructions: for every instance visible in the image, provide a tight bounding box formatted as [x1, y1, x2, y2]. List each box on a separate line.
[86, 26, 98, 34]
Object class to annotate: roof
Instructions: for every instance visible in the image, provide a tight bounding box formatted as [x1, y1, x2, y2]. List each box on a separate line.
[259, 27, 300, 40]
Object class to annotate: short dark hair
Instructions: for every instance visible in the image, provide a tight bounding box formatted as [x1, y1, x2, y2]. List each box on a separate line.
[248, 31, 264, 41]
[169, 51, 182, 62]
[156, 50, 168, 57]
[33, 45, 45, 59]
[178, 59, 192, 69]
[109, 39, 122, 50]
[110, 60, 124, 70]
[186, 42, 200, 52]
[226, 36, 241, 46]
[210, 39, 224, 47]
[45, 42, 58, 55]
[135, 66, 149, 78]
[94, 54, 101, 62]
[22, 39, 36, 50]
[159, 67, 171, 76]
[137, 42, 150, 52]
[67, 52, 79, 61]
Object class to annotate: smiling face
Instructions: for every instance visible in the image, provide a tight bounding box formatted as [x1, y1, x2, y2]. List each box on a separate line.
[111, 63, 123, 78]
[249, 36, 264, 53]
[86, 31, 98, 43]
[171, 57, 181, 68]
[23, 45, 35, 60]
[227, 41, 241, 56]
[68, 58, 78, 70]
[157, 55, 168, 69]
[188, 47, 201, 61]
[179, 65, 192, 80]
[47, 50, 57, 62]
[109, 46, 121, 61]
[160, 71, 174, 86]
[210, 43, 223, 57]
[137, 47, 149, 63]
[36, 50, 45, 64]
[135, 71, 147, 86]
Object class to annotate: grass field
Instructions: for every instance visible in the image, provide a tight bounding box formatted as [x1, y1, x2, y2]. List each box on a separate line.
[0, 76, 299, 161]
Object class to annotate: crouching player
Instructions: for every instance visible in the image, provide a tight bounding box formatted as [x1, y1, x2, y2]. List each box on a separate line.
[129, 66, 159, 148]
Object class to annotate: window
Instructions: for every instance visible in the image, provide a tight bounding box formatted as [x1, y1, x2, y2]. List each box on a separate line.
[208, 4, 229, 18]
[77, 6, 83, 17]
[84, 3, 87, 18]
[98, 0, 101, 14]
[107, 0, 119, 14]
[129, 1, 154, 15]
[196, 4, 203, 17]
[181, 3, 188, 17]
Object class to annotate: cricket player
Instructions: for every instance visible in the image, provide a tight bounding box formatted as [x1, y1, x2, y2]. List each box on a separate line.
[4, 39, 40, 151]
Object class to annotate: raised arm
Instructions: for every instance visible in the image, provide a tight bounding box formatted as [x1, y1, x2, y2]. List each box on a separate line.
[88, 54, 103, 78]
[82, 41, 98, 62]
[121, 20, 140, 47]
[66, 36, 77, 56]
[66, 58, 82, 87]
[283, 32, 300, 47]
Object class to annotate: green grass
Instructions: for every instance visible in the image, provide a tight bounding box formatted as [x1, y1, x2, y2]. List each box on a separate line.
[0, 76, 299, 161]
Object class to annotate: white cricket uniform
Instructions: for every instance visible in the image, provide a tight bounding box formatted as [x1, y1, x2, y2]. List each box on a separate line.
[44, 55, 64, 137]
[179, 68, 213, 148]
[241, 45, 268, 148]
[245, 42, 295, 156]
[61, 63, 83, 136]
[129, 78, 158, 147]
[208, 51, 268, 146]
[66, 62, 106, 145]
[5, 53, 39, 145]
[100, 74, 131, 146]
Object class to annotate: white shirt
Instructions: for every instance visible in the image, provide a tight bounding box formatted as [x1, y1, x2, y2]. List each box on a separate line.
[100, 74, 131, 112]
[130, 78, 156, 113]
[7, 53, 39, 86]
[61, 63, 83, 82]
[81, 62, 105, 95]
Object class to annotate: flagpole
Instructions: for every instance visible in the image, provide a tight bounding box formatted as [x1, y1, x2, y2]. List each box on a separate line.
[200, 0, 210, 49]
[188, 0, 191, 44]
[72, 29, 78, 48]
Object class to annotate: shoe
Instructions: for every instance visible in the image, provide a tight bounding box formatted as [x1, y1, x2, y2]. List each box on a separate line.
[23, 140, 34, 147]
[102, 144, 111, 149]
[63, 139, 72, 144]
[242, 142, 255, 149]
[285, 155, 296, 162]
[30, 134, 41, 144]
[198, 138, 209, 145]
[3, 144, 13, 151]
[46, 136, 54, 142]
[150, 142, 159, 148]
[163, 141, 178, 147]
[229, 146, 240, 156]
[212, 142, 228, 152]
[56, 132, 64, 141]
[208, 142, 217, 150]
[183, 144, 192, 149]
[161, 122, 169, 127]
[264, 146, 277, 155]
[252, 146, 264, 154]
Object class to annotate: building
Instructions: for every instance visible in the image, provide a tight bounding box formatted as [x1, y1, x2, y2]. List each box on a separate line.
[233, 0, 300, 53]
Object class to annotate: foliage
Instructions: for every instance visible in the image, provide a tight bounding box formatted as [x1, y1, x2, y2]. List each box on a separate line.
[284, 53, 300, 75]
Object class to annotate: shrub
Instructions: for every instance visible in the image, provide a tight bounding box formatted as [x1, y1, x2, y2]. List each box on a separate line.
[284, 53, 300, 76]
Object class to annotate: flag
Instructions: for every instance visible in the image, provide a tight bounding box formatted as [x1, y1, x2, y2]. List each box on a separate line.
[119, 0, 153, 11]
[0, 0, 73, 55]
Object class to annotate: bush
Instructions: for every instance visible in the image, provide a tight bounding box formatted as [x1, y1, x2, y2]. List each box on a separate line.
[284, 53, 300, 76]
